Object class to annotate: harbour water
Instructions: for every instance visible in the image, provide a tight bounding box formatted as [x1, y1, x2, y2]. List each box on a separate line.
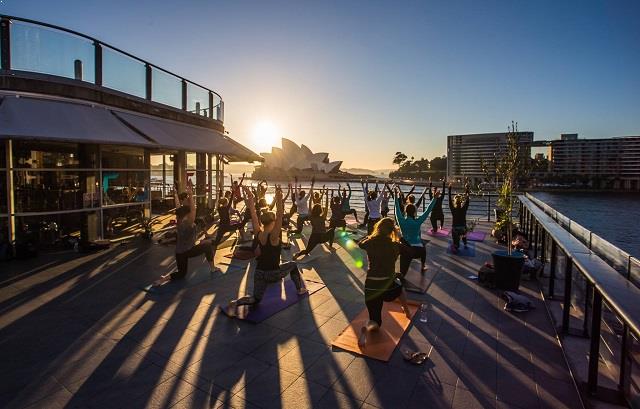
[531, 192, 640, 257]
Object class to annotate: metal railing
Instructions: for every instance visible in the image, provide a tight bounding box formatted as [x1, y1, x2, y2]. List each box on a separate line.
[0, 15, 223, 121]
[519, 194, 640, 405]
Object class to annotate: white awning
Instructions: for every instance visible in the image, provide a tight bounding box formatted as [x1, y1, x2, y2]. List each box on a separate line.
[112, 111, 262, 162]
[0, 95, 155, 147]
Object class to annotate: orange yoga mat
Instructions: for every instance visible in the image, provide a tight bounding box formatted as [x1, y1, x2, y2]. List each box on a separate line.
[331, 300, 419, 362]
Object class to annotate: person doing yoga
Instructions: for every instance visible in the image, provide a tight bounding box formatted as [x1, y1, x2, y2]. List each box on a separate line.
[151, 181, 220, 287]
[427, 178, 446, 233]
[339, 183, 359, 224]
[449, 182, 470, 253]
[329, 189, 347, 230]
[358, 217, 412, 347]
[395, 186, 437, 275]
[362, 180, 386, 235]
[230, 173, 245, 208]
[225, 186, 307, 317]
[293, 188, 336, 259]
[292, 177, 315, 234]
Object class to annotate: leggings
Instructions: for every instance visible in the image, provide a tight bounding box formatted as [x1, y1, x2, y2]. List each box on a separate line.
[399, 245, 427, 279]
[343, 208, 358, 221]
[364, 278, 403, 326]
[430, 213, 444, 232]
[294, 214, 309, 234]
[367, 218, 380, 235]
[381, 207, 389, 218]
[452, 225, 468, 248]
[297, 228, 336, 256]
[329, 219, 346, 230]
[236, 261, 303, 304]
[172, 241, 215, 279]
[214, 223, 242, 245]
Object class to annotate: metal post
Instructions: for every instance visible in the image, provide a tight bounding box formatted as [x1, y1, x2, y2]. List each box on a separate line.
[533, 221, 539, 259]
[562, 256, 573, 333]
[74, 59, 83, 81]
[208, 92, 214, 119]
[162, 154, 166, 200]
[587, 290, 602, 395]
[487, 195, 491, 222]
[94, 42, 102, 86]
[619, 324, 630, 392]
[549, 241, 557, 298]
[5, 140, 14, 251]
[1, 18, 11, 70]
[583, 282, 592, 337]
[181, 79, 187, 111]
[519, 201, 523, 227]
[541, 230, 546, 264]
[145, 64, 152, 100]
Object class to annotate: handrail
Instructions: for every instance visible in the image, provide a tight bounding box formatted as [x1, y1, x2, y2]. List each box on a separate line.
[0, 14, 223, 117]
[518, 194, 640, 402]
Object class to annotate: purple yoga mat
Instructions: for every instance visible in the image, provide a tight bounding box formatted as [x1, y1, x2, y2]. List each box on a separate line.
[227, 279, 326, 323]
[426, 228, 450, 237]
[446, 241, 476, 257]
[466, 231, 486, 242]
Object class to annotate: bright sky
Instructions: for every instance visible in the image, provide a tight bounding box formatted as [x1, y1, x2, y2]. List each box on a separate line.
[2, 0, 639, 168]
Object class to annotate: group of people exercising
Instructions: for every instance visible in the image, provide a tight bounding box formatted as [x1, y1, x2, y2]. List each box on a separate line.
[153, 175, 471, 347]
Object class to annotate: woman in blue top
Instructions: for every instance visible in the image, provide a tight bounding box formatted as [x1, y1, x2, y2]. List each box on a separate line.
[394, 187, 437, 276]
[338, 183, 359, 224]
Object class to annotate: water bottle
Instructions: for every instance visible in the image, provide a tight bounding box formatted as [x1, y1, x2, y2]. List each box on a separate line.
[419, 303, 428, 323]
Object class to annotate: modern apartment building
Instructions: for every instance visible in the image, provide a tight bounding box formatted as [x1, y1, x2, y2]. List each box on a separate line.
[447, 132, 533, 185]
[550, 135, 640, 190]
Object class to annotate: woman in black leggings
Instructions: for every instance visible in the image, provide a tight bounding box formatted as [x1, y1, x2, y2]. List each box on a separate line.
[293, 190, 336, 259]
[225, 186, 306, 316]
[449, 182, 470, 253]
[358, 217, 412, 347]
[428, 179, 446, 233]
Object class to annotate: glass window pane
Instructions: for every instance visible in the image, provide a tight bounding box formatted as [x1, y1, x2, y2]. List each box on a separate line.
[152, 68, 182, 109]
[187, 82, 210, 117]
[186, 153, 197, 170]
[102, 170, 148, 205]
[102, 47, 145, 98]
[101, 146, 147, 169]
[13, 170, 100, 212]
[0, 142, 6, 168]
[15, 211, 101, 250]
[13, 141, 80, 169]
[103, 205, 145, 238]
[10, 21, 95, 83]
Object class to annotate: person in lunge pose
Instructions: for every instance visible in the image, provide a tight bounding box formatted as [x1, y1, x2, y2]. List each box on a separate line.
[329, 190, 347, 231]
[292, 177, 315, 234]
[225, 186, 307, 316]
[293, 188, 336, 259]
[230, 173, 245, 208]
[448, 182, 470, 253]
[427, 178, 446, 233]
[339, 184, 359, 224]
[395, 186, 437, 275]
[151, 181, 220, 287]
[358, 217, 412, 347]
[213, 186, 246, 245]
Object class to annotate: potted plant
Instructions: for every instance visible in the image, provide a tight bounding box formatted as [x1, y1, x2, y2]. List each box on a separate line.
[492, 122, 527, 291]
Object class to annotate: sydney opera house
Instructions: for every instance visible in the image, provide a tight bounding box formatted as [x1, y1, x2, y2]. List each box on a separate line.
[257, 138, 342, 175]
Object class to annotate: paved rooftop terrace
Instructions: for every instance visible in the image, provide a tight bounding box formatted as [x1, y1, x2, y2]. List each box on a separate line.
[0, 221, 583, 409]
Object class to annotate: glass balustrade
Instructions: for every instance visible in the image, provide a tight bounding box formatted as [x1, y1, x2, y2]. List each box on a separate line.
[152, 67, 182, 109]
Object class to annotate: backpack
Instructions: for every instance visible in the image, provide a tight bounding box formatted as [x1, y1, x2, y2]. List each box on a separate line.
[478, 262, 495, 287]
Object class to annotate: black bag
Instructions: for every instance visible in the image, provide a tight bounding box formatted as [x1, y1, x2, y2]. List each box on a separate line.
[478, 262, 496, 287]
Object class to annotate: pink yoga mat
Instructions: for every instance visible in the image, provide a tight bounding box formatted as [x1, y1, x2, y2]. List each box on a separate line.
[426, 228, 450, 237]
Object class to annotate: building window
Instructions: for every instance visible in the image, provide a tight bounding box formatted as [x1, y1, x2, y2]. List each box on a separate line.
[102, 170, 148, 206]
[13, 141, 83, 169]
[101, 146, 147, 169]
[13, 170, 100, 212]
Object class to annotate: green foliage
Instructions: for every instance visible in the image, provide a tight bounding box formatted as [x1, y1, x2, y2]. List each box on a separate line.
[393, 152, 408, 166]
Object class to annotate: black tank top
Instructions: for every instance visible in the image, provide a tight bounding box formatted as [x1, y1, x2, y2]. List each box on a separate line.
[256, 231, 281, 271]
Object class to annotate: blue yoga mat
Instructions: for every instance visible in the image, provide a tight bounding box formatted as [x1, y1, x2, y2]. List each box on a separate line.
[446, 241, 476, 257]
[221, 279, 326, 323]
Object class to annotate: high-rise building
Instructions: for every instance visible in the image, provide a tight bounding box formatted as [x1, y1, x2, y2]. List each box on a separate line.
[447, 132, 533, 184]
[550, 136, 640, 189]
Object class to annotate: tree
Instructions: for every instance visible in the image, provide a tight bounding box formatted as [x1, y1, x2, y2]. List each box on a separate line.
[393, 152, 408, 166]
[429, 156, 447, 171]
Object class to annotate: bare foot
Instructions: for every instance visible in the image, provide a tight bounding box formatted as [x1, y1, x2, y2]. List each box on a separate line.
[225, 300, 238, 318]
[358, 326, 367, 347]
[402, 306, 412, 320]
[421, 265, 428, 273]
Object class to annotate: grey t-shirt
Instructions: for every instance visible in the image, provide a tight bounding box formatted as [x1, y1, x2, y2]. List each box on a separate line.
[175, 220, 196, 254]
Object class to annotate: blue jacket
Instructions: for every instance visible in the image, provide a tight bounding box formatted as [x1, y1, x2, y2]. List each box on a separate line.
[395, 197, 437, 246]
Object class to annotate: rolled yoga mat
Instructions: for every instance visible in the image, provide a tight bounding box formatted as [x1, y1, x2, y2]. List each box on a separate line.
[220, 279, 325, 323]
[331, 300, 419, 362]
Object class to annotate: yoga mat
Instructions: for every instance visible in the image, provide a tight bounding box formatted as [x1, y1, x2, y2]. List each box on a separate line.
[404, 267, 431, 294]
[466, 231, 486, 242]
[223, 279, 326, 323]
[426, 228, 450, 238]
[332, 300, 419, 362]
[446, 241, 476, 257]
[223, 249, 255, 260]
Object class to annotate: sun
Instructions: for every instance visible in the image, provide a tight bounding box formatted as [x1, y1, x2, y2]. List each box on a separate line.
[251, 120, 280, 153]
